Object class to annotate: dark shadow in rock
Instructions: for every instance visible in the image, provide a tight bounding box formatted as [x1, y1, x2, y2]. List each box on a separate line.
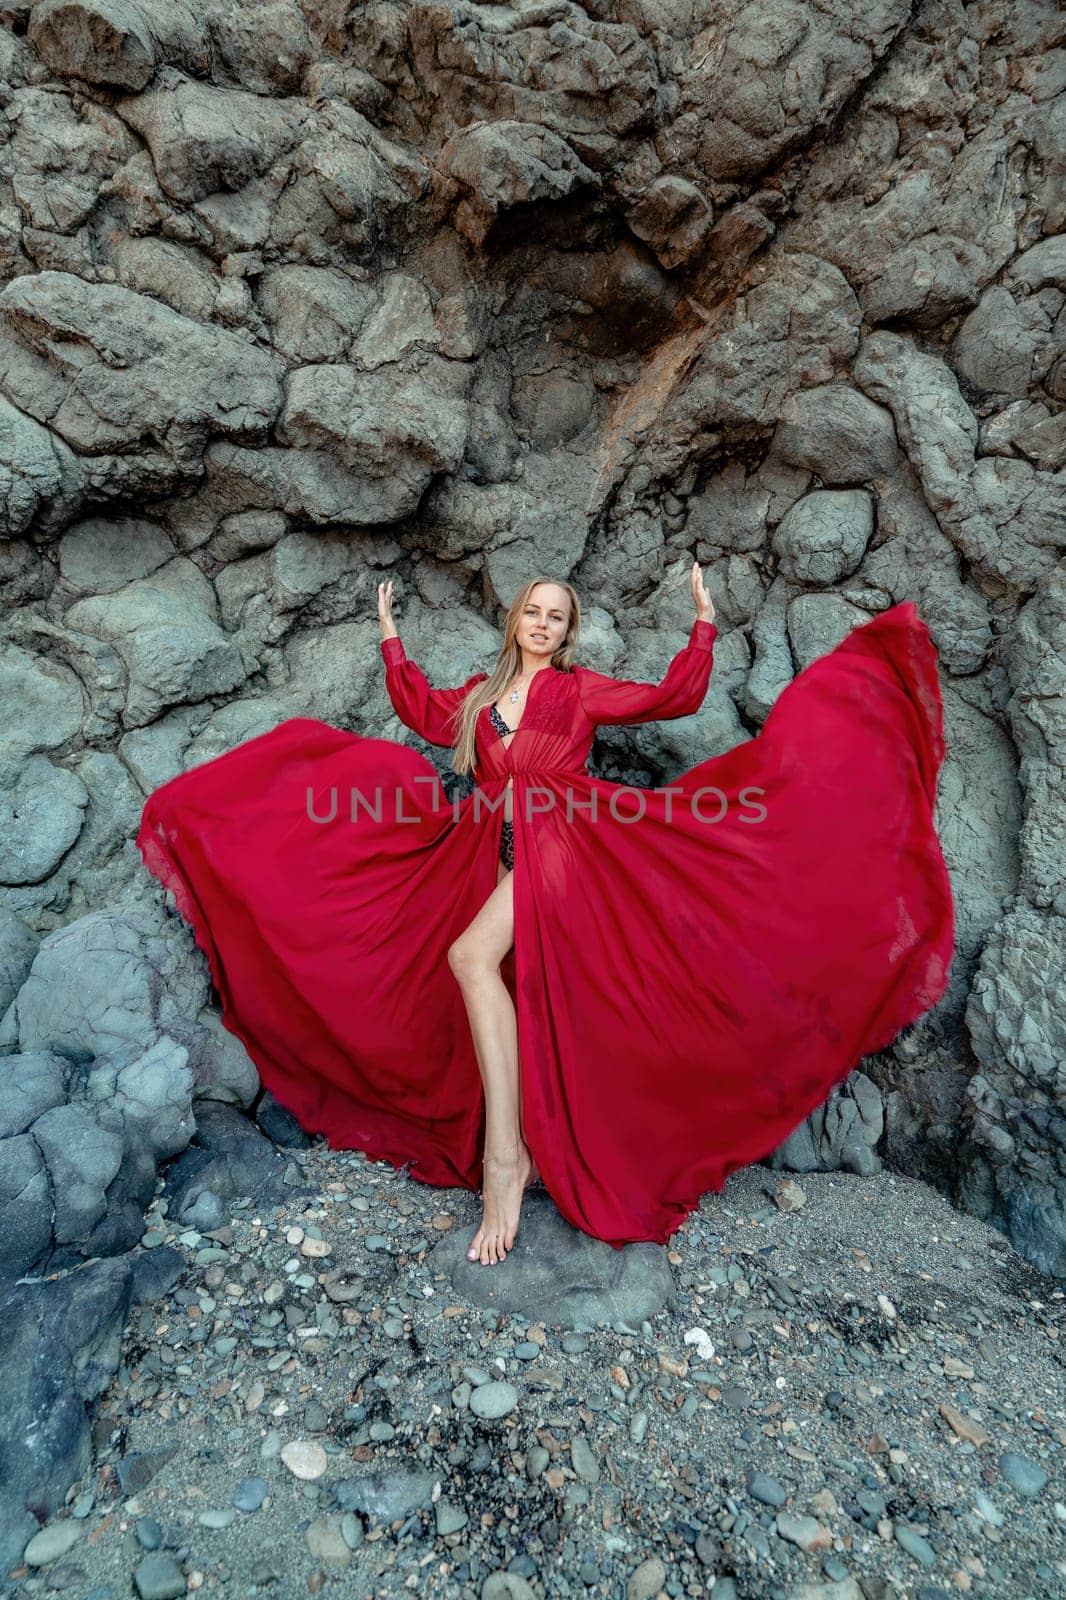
[428, 1189, 675, 1330]
[254, 1089, 314, 1148]
[129, 1243, 186, 1305]
[0, 1258, 131, 1574]
[160, 1100, 316, 1218]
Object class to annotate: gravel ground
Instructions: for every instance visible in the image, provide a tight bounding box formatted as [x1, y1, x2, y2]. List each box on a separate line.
[6, 1155, 1063, 1600]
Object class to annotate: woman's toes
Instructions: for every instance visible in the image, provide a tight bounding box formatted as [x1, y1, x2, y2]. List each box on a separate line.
[469, 1145, 533, 1265]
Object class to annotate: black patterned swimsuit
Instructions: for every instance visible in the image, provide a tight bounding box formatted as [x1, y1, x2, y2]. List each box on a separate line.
[488, 702, 516, 871]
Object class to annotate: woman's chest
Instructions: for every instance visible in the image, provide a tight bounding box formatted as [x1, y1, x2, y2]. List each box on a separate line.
[476, 671, 588, 758]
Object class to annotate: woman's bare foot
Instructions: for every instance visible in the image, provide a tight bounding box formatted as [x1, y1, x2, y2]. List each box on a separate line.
[467, 1142, 533, 1265]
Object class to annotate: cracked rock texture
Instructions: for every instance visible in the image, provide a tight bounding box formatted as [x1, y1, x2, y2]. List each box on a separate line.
[0, 0, 1062, 1292]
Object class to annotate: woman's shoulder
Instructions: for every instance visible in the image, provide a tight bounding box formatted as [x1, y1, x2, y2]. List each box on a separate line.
[565, 661, 608, 686]
[543, 664, 584, 695]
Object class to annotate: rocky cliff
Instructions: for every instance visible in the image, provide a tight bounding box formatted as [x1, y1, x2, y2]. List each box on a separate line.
[0, 0, 1062, 1305]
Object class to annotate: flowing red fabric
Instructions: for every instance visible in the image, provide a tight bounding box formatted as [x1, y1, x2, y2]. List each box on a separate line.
[136, 601, 955, 1248]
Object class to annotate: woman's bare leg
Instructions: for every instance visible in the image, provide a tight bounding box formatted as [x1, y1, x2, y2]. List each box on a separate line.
[448, 864, 532, 1265]
[495, 851, 540, 1192]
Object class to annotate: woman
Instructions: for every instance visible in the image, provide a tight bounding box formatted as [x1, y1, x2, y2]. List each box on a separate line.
[137, 566, 955, 1268]
[376, 563, 719, 1267]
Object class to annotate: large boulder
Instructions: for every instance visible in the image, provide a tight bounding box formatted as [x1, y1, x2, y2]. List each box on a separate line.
[28, 0, 210, 89]
[12, 906, 248, 1100]
[0, 394, 83, 537]
[0, 272, 283, 475]
[65, 555, 250, 727]
[116, 71, 304, 202]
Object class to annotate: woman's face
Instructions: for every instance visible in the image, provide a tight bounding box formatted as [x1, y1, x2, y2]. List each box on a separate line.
[518, 584, 571, 660]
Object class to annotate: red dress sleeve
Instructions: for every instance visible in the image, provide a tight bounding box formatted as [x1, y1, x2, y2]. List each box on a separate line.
[575, 618, 717, 726]
[380, 636, 488, 747]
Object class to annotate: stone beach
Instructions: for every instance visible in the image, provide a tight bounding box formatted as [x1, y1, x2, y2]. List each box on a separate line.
[4, 1157, 1061, 1599]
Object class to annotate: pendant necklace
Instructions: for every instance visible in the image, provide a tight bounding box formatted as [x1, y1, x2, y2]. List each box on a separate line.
[509, 662, 545, 703]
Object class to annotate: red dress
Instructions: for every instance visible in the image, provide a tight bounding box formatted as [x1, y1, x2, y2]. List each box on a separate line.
[136, 600, 954, 1248]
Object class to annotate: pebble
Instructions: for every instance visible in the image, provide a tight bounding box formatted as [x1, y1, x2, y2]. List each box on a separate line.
[279, 1440, 327, 1480]
[133, 1552, 187, 1598]
[774, 1178, 807, 1212]
[973, 1490, 1005, 1527]
[746, 1468, 787, 1507]
[468, 1379, 519, 1418]
[196, 1508, 235, 1529]
[241, 1382, 264, 1420]
[776, 1512, 833, 1551]
[939, 1401, 992, 1447]
[338, 1469, 435, 1521]
[434, 1499, 468, 1535]
[340, 1511, 364, 1549]
[570, 1433, 600, 1482]
[118, 1449, 177, 1495]
[233, 1477, 269, 1511]
[23, 1521, 84, 1566]
[999, 1452, 1049, 1498]
[484, 1574, 536, 1600]
[627, 1556, 666, 1600]
[304, 1515, 351, 1566]
[303, 1402, 328, 1432]
[684, 1325, 716, 1361]
[895, 1523, 937, 1567]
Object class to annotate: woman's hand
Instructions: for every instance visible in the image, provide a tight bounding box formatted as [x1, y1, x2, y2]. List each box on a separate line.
[377, 579, 399, 641]
[691, 560, 716, 624]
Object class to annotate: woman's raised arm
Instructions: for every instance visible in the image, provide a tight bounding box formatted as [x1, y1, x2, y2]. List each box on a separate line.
[380, 635, 488, 746]
[575, 618, 717, 726]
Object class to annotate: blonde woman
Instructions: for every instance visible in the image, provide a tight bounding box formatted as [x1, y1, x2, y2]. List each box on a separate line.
[139, 568, 954, 1270]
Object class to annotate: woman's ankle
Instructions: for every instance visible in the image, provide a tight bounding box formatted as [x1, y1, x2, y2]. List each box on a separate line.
[483, 1138, 529, 1167]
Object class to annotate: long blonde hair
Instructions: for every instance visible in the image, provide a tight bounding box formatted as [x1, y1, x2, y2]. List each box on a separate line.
[448, 577, 582, 775]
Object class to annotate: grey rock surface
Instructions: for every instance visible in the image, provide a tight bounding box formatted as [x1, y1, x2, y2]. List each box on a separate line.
[0, 0, 1059, 1297]
[28, 0, 211, 90]
[429, 1188, 677, 1331]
